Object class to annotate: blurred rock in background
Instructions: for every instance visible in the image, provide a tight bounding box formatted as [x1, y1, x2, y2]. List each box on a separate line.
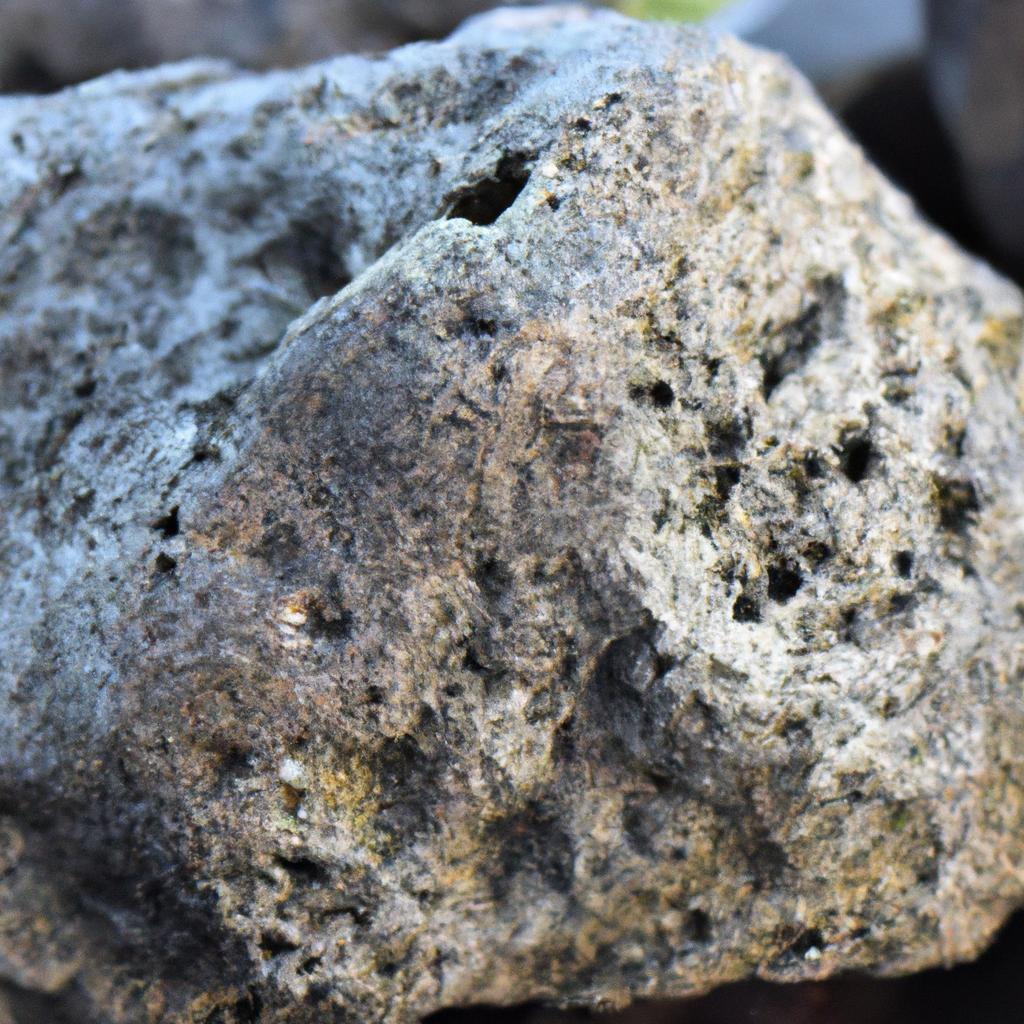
[925, 0, 1024, 270]
[0, 0, 536, 92]
[709, 0, 922, 85]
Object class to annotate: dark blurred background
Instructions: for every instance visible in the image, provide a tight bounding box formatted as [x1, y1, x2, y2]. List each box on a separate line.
[427, 911, 1024, 1023]
[2, 1, 1023, 1021]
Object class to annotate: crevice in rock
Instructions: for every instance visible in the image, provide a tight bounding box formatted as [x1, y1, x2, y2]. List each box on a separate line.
[445, 153, 533, 226]
[837, 432, 876, 483]
[151, 506, 180, 539]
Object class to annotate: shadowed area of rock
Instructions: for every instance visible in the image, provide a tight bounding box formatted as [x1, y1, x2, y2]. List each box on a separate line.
[2, 7, 1024, 1023]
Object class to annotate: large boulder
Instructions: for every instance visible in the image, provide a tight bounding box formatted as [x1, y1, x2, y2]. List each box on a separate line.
[2, 6, 1024, 1022]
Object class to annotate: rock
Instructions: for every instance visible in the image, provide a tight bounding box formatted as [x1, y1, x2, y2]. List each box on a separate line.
[0, 0, 524, 92]
[926, 0, 1024, 268]
[2, 6, 1024, 1022]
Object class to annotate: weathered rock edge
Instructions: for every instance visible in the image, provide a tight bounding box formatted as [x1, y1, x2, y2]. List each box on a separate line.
[2, 6, 1024, 1022]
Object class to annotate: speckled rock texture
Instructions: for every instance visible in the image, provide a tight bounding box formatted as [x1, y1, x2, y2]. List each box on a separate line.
[2, 6, 1024, 1023]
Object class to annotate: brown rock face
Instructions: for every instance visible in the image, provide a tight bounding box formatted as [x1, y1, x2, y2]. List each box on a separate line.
[2, 7, 1024, 1023]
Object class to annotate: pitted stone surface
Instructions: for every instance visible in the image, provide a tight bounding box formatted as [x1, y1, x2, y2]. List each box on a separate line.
[2, 7, 1024, 1022]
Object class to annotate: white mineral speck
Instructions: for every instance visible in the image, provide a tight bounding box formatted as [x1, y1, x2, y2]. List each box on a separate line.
[278, 758, 307, 789]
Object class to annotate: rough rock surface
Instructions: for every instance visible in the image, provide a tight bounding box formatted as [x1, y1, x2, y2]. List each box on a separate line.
[2, 6, 1024, 1023]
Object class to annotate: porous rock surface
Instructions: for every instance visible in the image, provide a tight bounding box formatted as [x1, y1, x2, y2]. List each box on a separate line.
[2, 6, 1024, 1022]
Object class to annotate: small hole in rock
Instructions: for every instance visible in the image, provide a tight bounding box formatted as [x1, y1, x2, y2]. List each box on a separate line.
[789, 927, 825, 959]
[306, 603, 352, 642]
[73, 378, 97, 398]
[154, 552, 177, 573]
[648, 380, 674, 408]
[838, 434, 876, 483]
[767, 562, 803, 603]
[446, 153, 532, 226]
[298, 956, 321, 977]
[218, 747, 250, 774]
[630, 380, 675, 408]
[779, 716, 809, 739]
[713, 464, 741, 501]
[304, 983, 332, 1005]
[232, 990, 262, 1023]
[893, 550, 914, 578]
[840, 607, 859, 643]
[151, 506, 179, 538]
[275, 855, 328, 886]
[462, 645, 487, 674]
[191, 445, 219, 464]
[945, 424, 967, 458]
[259, 933, 299, 958]
[803, 452, 826, 479]
[473, 556, 512, 601]
[802, 540, 832, 565]
[686, 908, 712, 944]
[707, 414, 748, 458]
[465, 316, 497, 337]
[933, 476, 980, 534]
[883, 380, 912, 404]
[732, 594, 761, 623]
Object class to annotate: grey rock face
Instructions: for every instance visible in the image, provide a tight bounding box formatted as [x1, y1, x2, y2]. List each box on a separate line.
[2, 7, 1024, 1022]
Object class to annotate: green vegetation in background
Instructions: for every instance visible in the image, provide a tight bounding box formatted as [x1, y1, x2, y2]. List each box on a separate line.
[616, 0, 731, 20]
